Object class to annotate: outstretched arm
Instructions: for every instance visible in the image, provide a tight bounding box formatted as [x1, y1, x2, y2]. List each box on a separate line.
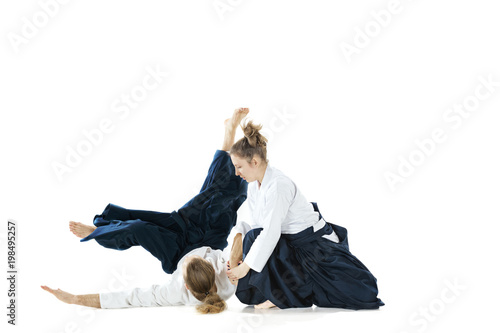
[44, 281, 188, 309]
[41, 285, 101, 308]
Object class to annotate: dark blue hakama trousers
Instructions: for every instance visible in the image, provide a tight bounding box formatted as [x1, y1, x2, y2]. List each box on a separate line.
[80, 150, 248, 274]
[235, 203, 385, 310]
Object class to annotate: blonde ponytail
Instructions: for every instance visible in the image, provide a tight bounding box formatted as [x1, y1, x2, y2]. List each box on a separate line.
[196, 292, 226, 314]
[184, 257, 227, 314]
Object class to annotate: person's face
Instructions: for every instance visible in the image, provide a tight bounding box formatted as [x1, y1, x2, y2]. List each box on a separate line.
[230, 154, 259, 182]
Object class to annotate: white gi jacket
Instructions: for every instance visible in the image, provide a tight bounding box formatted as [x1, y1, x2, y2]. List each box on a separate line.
[99, 246, 236, 308]
[234, 164, 339, 273]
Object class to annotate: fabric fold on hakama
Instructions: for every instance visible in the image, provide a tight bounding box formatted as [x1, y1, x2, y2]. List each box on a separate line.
[80, 150, 247, 274]
[236, 204, 384, 310]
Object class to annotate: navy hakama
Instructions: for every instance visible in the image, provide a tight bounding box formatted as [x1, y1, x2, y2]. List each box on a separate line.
[235, 203, 385, 310]
[80, 149, 248, 274]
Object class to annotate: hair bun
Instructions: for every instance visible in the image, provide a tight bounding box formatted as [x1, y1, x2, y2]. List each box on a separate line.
[230, 119, 269, 164]
[242, 119, 266, 148]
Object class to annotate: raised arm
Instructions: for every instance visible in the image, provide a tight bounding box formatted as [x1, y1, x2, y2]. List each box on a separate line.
[229, 233, 243, 265]
[226, 233, 243, 285]
[229, 216, 251, 267]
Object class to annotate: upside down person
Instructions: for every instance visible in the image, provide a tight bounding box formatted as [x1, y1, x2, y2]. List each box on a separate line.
[42, 108, 251, 314]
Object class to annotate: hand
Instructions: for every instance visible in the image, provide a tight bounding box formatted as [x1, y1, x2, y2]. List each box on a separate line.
[227, 261, 250, 280]
[41, 285, 76, 305]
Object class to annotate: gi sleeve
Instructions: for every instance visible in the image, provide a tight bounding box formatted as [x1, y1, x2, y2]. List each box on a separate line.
[99, 277, 185, 308]
[243, 181, 294, 273]
[234, 219, 252, 236]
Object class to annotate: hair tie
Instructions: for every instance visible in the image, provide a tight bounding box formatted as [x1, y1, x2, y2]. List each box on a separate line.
[205, 291, 210, 296]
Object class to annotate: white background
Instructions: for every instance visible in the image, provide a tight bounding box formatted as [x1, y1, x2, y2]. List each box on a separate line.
[1, 0, 499, 332]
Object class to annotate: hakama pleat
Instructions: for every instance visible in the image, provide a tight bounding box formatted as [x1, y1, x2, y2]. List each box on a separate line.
[235, 203, 384, 310]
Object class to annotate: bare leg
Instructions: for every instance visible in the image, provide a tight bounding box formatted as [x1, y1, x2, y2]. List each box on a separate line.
[69, 221, 96, 238]
[222, 108, 249, 151]
[255, 300, 277, 309]
[40, 285, 101, 308]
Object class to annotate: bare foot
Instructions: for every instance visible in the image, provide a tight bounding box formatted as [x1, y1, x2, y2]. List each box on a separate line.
[254, 300, 277, 309]
[69, 221, 96, 238]
[225, 108, 249, 130]
[41, 285, 76, 304]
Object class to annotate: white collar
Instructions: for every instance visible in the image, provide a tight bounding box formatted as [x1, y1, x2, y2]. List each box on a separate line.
[258, 164, 272, 190]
